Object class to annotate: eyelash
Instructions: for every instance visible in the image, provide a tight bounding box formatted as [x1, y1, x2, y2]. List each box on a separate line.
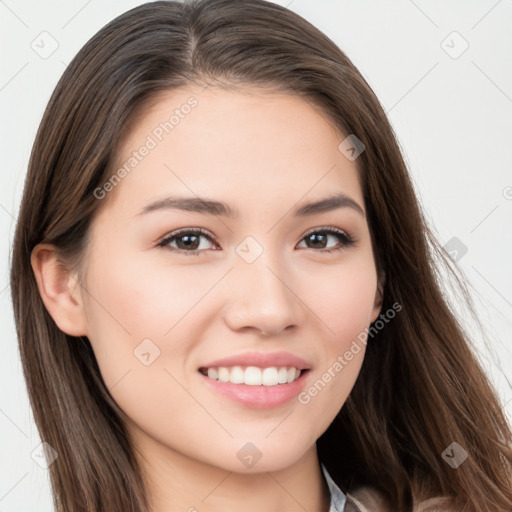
[156, 226, 355, 256]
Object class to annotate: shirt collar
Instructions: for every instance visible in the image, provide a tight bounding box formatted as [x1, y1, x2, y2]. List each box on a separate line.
[321, 462, 347, 512]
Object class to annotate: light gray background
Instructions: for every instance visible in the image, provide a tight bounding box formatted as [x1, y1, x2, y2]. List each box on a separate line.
[1, 0, 511, 510]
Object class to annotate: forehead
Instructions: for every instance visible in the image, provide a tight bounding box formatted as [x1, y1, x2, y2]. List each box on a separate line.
[101, 85, 364, 215]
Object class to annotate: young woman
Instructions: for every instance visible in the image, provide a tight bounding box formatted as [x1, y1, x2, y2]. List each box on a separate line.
[10, 1, 512, 511]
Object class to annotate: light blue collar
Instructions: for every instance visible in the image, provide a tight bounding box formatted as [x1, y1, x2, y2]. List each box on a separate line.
[321, 463, 347, 512]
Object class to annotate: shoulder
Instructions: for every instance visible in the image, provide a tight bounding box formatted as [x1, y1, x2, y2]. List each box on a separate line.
[344, 486, 456, 512]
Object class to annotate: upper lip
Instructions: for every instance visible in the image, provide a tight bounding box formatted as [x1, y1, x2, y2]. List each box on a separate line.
[200, 351, 312, 370]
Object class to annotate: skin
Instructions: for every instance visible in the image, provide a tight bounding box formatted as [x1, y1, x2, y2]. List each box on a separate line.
[32, 85, 383, 512]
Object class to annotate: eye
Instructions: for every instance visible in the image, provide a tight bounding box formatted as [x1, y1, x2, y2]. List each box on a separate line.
[157, 226, 355, 256]
[296, 227, 355, 253]
[157, 228, 218, 256]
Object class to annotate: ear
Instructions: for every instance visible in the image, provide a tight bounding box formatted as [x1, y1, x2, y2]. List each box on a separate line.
[30, 243, 88, 336]
[370, 271, 385, 323]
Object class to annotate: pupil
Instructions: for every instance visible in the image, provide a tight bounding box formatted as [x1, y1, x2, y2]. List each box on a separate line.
[309, 233, 326, 248]
[178, 235, 199, 250]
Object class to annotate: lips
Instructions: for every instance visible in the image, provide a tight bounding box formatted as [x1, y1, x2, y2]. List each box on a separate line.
[199, 351, 312, 371]
[197, 351, 312, 408]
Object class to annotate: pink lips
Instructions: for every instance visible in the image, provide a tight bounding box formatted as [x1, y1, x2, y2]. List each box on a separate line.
[198, 351, 312, 409]
[200, 351, 311, 370]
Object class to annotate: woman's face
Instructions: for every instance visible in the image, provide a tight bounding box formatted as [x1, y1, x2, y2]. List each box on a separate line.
[79, 85, 382, 473]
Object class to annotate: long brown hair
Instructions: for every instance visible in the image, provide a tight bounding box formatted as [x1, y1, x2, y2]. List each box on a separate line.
[10, 1, 512, 510]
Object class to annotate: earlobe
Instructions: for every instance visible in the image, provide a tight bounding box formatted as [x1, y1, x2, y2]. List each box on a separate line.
[30, 243, 88, 336]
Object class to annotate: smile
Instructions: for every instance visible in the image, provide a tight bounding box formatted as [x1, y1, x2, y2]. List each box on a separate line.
[199, 366, 302, 386]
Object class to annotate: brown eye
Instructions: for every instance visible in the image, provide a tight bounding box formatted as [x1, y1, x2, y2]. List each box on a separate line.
[297, 228, 354, 253]
[157, 228, 217, 255]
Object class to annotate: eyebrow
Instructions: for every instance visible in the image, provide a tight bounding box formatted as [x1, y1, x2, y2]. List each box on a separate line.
[136, 193, 365, 218]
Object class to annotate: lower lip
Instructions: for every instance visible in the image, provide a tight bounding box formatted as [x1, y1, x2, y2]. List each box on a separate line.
[199, 370, 310, 409]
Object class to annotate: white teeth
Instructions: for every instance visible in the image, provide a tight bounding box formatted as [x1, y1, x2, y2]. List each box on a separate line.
[203, 365, 302, 386]
[218, 367, 230, 382]
[229, 366, 244, 384]
[245, 366, 262, 385]
[262, 367, 278, 386]
[277, 367, 288, 384]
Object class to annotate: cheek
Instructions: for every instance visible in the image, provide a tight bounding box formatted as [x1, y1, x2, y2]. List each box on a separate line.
[84, 250, 214, 339]
[80, 255, 209, 441]
[292, 254, 377, 409]
[81, 247, 230, 401]
[299, 254, 378, 346]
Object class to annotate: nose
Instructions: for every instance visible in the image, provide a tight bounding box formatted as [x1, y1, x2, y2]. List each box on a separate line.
[222, 252, 303, 337]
